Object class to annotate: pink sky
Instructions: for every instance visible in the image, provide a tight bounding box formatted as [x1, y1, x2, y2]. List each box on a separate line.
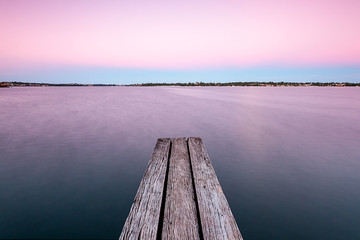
[1, 0, 360, 70]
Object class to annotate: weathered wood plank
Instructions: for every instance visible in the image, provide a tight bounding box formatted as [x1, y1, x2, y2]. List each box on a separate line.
[119, 138, 171, 240]
[188, 137, 243, 240]
[161, 138, 201, 239]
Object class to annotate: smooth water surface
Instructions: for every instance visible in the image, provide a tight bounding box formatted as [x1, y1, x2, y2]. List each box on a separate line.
[1, 86, 360, 239]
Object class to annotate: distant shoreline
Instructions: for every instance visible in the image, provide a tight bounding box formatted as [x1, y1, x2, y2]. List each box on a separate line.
[1, 81, 359, 88]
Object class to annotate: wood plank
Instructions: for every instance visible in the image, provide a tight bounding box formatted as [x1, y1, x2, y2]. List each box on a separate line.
[161, 138, 201, 239]
[119, 138, 171, 240]
[188, 137, 243, 240]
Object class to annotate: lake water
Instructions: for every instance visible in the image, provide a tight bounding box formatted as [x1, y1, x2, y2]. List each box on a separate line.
[1, 86, 360, 239]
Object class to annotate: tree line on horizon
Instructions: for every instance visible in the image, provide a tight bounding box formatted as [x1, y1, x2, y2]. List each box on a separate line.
[128, 81, 359, 87]
[1, 81, 359, 87]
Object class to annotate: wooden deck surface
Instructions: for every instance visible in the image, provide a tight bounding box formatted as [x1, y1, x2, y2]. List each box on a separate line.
[119, 137, 243, 240]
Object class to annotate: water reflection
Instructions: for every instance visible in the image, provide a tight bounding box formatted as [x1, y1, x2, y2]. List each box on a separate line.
[0, 86, 359, 239]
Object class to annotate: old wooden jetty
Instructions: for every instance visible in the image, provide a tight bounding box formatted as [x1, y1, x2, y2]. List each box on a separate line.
[119, 137, 243, 240]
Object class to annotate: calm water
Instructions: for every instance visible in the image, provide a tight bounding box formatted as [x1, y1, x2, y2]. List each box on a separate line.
[1, 86, 360, 239]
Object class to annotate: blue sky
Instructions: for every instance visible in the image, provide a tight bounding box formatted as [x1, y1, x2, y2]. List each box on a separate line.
[1, 65, 359, 84]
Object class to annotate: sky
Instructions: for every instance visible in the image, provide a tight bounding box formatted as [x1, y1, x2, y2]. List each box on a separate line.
[1, 0, 359, 84]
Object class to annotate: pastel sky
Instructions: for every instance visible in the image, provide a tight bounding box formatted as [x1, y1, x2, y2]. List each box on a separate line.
[1, 0, 360, 83]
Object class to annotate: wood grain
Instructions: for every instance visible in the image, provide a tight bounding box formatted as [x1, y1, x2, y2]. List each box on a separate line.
[188, 137, 243, 240]
[119, 138, 171, 240]
[161, 138, 201, 240]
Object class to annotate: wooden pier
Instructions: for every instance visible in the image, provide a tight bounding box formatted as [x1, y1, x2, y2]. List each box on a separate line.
[119, 137, 243, 240]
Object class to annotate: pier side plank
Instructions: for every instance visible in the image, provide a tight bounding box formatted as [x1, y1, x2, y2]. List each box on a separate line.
[188, 137, 243, 240]
[162, 138, 201, 240]
[119, 138, 171, 240]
